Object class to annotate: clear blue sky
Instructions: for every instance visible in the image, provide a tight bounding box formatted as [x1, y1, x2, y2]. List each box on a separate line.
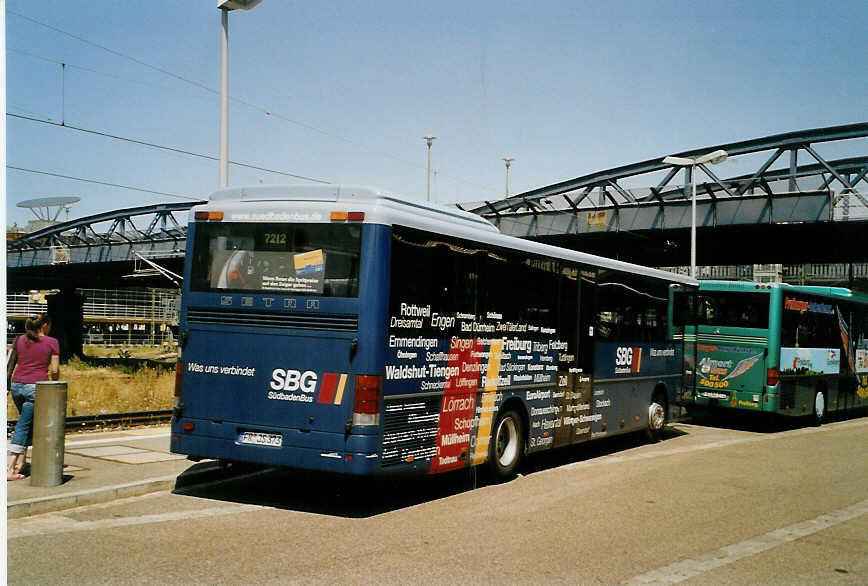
[5, 0, 867, 227]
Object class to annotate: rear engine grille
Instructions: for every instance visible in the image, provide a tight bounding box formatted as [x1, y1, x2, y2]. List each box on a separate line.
[381, 396, 441, 467]
[187, 308, 358, 332]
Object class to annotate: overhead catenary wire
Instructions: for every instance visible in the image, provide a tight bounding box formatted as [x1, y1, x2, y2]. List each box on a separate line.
[7, 113, 331, 184]
[6, 165, 204, 202]
[8, 48, 220, 103]
[8, 10, 499, 196]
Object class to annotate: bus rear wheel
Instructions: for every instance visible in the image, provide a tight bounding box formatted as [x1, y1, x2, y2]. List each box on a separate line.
[812, 390, 826, 426]
[488, 409, 524, 481]
[646, 392, 667, 442]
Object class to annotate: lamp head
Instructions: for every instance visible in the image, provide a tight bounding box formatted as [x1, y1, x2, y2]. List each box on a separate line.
[218, 0, 262, 10]
[696, 149, 728, 165]
[663, 155, 693, 166]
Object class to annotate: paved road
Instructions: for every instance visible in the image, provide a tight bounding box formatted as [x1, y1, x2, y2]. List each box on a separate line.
[7, 416, 868, 585]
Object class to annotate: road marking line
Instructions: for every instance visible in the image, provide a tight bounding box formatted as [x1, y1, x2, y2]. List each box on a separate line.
[623, 498, 868, 585]
[8, 502, 264, 539]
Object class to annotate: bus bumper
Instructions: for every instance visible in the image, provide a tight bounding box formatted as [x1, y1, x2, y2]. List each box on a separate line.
[693, 389, 777, 412]
[170, 421, 383, 476]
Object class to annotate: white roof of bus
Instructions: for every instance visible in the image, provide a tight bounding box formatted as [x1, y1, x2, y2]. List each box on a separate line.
[202, 185, 698, 286]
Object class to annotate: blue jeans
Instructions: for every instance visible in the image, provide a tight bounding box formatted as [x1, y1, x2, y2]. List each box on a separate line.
[9, 382, 37, 454]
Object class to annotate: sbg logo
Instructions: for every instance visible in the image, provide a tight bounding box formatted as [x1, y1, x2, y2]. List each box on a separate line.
[270, 369, 317, 393]
[615, 346, 634, 367]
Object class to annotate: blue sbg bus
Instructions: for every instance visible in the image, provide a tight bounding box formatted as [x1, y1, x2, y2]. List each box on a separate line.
[171, 186, 697, 479]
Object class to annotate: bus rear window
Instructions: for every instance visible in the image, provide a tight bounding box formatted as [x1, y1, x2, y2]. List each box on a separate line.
[189, 222, 361, 297]
[695, 292, 769, 329]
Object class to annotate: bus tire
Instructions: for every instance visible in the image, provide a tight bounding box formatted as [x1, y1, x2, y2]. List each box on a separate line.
[488, 408, 524, 481]
[646, 390, 667, 442]
[812, 390, 826, 426]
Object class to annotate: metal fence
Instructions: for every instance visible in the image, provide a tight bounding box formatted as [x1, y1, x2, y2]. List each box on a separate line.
[82, 332, 176, 346]
[76, 288, 179, 322]
[6, 287, 179, 345]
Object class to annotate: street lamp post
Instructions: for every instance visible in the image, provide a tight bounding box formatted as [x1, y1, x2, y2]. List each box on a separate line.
[423, 135, 437, 201]
[502, 156, 514, 198]
[218, 0, 262, 189]
[662, 149, 728, 279]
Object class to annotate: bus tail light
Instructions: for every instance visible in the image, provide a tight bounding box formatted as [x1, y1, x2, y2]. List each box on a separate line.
[330, 211, 365, 222]
[194, 211, 224, 221]
[174, 361, 183, 398]
[767, 368, 779, 387]
[352, 375, 382, 427]
[172, 360, 186, 421]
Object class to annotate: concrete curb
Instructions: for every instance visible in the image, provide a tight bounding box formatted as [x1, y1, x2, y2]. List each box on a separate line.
[7, 475, 178, 519]
[6, 462, 267, 519]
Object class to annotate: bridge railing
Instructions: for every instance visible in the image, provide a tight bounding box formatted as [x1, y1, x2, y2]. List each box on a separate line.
[6, 294, 52, 317]
[781, 263, 868, 284]
[659, 263, 868, 288]
[658, 265, 755, 280]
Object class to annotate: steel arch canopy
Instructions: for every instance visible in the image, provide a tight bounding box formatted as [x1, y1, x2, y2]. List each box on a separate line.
[6, 201, 204, 269]
[463, 122, 868, 226]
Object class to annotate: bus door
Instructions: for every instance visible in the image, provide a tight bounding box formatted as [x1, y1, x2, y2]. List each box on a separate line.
[553, 267, 596, 448]
[574, 270, 597, 440]
[672, 286, 699, 409]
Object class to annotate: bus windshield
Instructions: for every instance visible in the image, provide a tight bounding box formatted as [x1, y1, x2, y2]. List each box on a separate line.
[189, 222, 362, 297]
[695, 291, 769, 329]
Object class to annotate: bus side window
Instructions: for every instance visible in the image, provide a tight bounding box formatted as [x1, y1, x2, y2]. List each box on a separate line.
[595, 271, 668, 343]
[782, 297, 839, 349]
[390, 227, 480, 323]
[857, 307, 868, 350]
[479, 250, 559, 331]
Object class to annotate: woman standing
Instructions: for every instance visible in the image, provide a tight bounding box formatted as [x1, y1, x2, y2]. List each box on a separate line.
[7, 314, 60, 481]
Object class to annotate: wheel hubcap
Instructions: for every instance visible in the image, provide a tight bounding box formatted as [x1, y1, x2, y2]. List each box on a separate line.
[815, 393, 825, 419]
[496, 417, 518, 467]
[649, 402, 665, 430]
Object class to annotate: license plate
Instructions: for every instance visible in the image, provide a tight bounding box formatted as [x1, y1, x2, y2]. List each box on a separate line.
[238, 431, 283, 447]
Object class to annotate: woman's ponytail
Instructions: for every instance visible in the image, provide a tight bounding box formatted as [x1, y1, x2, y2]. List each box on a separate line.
[24, 313, 51, 342]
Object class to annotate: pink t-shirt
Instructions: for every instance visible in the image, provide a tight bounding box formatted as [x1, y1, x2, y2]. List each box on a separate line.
[11, 335, 59, 384]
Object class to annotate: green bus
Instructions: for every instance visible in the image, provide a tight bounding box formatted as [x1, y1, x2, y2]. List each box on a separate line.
[673, 280, 868, 423]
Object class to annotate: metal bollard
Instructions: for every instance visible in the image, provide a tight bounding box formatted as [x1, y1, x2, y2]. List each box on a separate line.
[31, 381, 68, 487]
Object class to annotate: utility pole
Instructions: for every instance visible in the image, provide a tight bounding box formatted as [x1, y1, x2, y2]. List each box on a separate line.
[423, 135, 437, 201]
[502, 156, 515, 197]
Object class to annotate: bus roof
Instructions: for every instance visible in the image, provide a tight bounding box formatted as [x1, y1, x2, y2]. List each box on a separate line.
[700, 280, 868, 303]
[208, 184, 499, 230]
[200, 185, 698, 287]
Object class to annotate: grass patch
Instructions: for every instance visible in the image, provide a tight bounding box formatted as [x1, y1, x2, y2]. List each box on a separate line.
[7, 357, 174, 420]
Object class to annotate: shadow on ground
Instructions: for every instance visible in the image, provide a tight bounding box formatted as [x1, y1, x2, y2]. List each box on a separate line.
[172, 427, 685, 519]
[686, 406, 868, 433]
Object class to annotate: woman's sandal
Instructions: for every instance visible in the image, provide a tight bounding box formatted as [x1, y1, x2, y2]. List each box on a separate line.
[7, 472, 25, 481]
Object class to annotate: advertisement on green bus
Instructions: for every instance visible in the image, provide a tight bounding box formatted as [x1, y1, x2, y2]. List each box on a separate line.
[696, 344, 766, 409]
